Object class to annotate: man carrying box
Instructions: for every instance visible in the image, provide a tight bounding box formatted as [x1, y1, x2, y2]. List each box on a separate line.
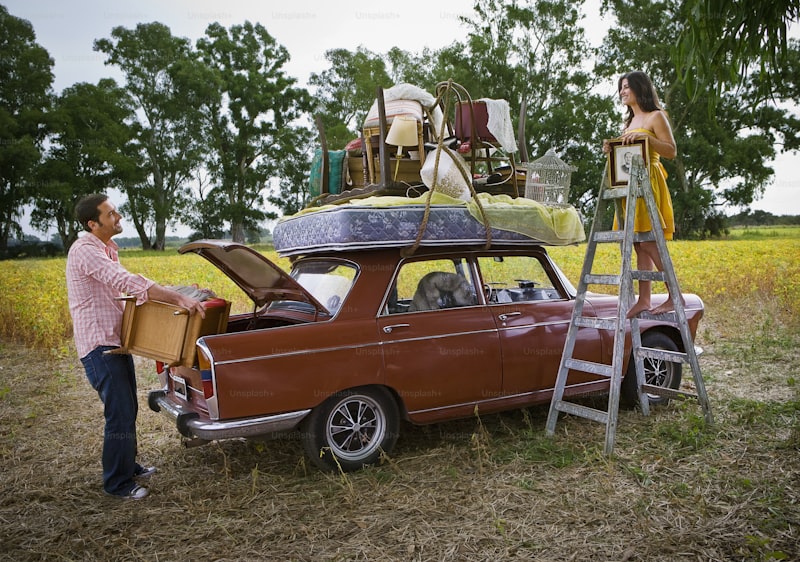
[66, 193, 206, 500]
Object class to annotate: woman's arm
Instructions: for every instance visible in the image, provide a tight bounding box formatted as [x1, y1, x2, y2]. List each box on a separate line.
[620, 111, 676, 159]
[647, 110, 677, 159]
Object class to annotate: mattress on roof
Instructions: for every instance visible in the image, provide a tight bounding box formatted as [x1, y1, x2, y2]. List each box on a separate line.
[273, 194, 585, 256]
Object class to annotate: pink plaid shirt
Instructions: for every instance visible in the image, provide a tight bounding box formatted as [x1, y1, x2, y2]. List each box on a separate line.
[66, 233, 154, 358]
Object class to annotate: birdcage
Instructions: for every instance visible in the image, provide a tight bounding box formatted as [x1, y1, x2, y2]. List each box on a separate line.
[524, 148, 576, 206]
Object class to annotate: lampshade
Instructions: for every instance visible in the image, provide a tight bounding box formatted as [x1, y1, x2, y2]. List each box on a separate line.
[385, 116, 419, 147]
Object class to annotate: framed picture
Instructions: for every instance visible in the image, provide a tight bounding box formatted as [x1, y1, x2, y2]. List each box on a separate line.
[607, 137, 649, 187]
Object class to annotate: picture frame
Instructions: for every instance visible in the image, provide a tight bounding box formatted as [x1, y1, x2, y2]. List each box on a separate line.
[607, 137, 649, 187]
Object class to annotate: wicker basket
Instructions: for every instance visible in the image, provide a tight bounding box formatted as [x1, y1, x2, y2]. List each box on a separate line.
[524, 148, 575, 206]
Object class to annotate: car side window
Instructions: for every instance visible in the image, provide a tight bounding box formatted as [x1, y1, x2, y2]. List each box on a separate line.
[477, 255, 562, 304]
[384, 258, 478, 314]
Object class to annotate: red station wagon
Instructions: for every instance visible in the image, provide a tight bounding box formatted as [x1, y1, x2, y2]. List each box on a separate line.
[148, 240, 703, 471]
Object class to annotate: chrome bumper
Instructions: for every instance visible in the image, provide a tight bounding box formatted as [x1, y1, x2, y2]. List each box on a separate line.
[148, 389, 311, 441]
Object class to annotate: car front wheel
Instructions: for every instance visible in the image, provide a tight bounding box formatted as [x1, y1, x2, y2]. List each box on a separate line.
[621, 331, 683, 407]
[301, 386, 399, 472]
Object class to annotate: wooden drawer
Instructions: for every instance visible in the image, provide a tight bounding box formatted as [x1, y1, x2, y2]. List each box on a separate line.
[114, 297, 230, 367]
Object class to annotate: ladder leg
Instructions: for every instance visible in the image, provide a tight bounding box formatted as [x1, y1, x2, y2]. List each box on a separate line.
[545, 167, 611, 436]
[637, 172, 713, 424]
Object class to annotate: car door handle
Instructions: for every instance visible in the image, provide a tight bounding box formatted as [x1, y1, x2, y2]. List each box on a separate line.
[383, 323, 410, 334]
[498, 312, 521, 321]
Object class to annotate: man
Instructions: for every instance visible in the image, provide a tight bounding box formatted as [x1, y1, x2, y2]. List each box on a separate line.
[66, 193, 206, 500]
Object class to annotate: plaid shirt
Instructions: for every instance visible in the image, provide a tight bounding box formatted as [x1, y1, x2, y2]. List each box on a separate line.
[66, 233, 154, 358]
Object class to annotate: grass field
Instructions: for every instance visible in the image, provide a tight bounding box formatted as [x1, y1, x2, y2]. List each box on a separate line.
[1, 229, 798, 560]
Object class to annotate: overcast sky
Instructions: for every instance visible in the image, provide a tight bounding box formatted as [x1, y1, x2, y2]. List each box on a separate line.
[5, 0, 799, 228]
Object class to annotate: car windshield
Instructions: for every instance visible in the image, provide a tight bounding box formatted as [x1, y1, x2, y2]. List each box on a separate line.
[267, 259, 357, 316]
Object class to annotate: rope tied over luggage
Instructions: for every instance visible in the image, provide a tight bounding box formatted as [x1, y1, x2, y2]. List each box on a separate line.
[401, 80, 493, 257]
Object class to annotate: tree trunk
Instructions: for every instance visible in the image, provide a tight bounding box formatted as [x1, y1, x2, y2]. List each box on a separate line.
[230, 221, 245, 243]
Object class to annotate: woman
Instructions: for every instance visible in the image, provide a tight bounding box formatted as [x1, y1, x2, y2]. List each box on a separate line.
[603, 70, 681, 318]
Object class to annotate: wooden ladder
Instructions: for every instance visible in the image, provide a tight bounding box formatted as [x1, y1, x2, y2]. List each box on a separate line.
[544, 154, 713, 455]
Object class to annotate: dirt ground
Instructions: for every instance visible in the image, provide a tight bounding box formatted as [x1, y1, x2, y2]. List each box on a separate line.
[1, 308, 798, 561]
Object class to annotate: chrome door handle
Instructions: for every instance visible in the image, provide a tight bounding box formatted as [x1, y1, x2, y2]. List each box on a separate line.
[498, 312, 521, 321]
[383, 323, 410, 334]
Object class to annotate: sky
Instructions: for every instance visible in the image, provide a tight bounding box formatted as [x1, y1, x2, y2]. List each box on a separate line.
[5, 0, 799, 236]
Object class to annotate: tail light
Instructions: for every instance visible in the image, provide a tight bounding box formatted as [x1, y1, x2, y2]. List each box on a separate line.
[197, 346, 214, 399]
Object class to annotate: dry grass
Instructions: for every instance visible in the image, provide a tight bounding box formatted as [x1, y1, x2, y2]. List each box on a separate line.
[1, 294, 798, 561]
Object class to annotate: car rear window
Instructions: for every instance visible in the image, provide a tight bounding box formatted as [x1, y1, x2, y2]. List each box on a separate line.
[289, 259, 357, 315]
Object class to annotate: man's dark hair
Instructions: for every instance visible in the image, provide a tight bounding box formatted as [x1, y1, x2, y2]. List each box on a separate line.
[75, 193, 109, 232]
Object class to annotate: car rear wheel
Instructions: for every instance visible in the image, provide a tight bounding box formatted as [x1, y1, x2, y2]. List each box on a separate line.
[621, 331, 682, 407]
[301, 386, 399, 472]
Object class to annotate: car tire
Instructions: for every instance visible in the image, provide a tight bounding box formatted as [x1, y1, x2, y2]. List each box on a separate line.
[621, 331, 682, 408]
[301, 386, 399, 472]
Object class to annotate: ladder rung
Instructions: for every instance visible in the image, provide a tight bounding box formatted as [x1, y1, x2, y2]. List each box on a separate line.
[631, 270, 666, 282]
[554, 400, 609, 424]
[637, 310, 678, 322]
[633, 231, 656, 243]
[584, 274, 620, 286]
[636, 347, 688, 364]
[602, 187, 628, 200]
[593, 230, 625, 243]
[574, 316, 617, 330]
[641, 384, 698, 401]
[565, 358, 613, 377]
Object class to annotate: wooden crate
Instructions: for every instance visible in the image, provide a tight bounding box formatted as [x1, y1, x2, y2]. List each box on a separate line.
[114, 297, 230, 367]
[370, 157, 424, 184]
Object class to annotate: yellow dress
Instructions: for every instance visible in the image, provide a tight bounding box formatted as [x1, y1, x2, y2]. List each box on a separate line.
[613, 129, 675, 240]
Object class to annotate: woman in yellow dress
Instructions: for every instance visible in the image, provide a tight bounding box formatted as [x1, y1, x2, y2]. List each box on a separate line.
[603, 70, 680, 318]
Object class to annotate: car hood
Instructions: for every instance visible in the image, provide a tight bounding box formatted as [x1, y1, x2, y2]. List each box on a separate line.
[179, 240, 328, 313]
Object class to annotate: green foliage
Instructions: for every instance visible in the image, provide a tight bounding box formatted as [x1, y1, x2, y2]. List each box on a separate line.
[188, 21, 313, 237]
[34, 79, 137, 251]
[433, 0, 618, 213]
[94, 23, 200, 250]
[597, 0, 800, 237]
[0, 5, 53, 254]
[308, 47, 393, 145]
[675, 0, 800, 106]
[4, 0, 800, 242]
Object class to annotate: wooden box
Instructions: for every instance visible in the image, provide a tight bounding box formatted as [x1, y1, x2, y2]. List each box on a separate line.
[115, 297, 230, 367]
[370, 157, 424, 184]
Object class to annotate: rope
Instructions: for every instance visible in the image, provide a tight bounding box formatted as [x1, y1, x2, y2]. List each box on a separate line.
[401, 80, 493, 257]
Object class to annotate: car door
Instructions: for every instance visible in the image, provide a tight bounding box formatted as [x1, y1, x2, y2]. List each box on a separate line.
[376, 256, 502, 419]
[477, 254, 605, 396]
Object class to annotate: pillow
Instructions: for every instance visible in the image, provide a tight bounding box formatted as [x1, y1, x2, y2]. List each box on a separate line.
[420, 146, 472, 201]
[309, 149, 348, 196]
[363, 99, 424, 129]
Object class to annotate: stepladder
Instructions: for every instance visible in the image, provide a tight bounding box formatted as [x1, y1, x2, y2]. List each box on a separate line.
[544, 154, 713, 455]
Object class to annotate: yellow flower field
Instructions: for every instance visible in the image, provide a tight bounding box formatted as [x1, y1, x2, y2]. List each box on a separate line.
[1, 230, 797, 351]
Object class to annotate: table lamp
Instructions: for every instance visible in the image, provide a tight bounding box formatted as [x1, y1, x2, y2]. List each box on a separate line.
[385, 116, 419, 181]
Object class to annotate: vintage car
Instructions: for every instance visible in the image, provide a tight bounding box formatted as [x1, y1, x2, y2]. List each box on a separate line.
[146, 239, 704, 472]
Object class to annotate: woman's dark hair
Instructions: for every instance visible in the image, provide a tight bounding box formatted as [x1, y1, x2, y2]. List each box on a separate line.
[618, 71, 663, 128]
[75, 193, 108, 232]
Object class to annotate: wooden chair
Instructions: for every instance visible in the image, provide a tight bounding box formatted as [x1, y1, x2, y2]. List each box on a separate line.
[434, 81, 521, 197]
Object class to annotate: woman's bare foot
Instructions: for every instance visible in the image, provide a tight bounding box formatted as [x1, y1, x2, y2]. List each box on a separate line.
[627, 300, 651, 319]
[650, 297, 685, 315]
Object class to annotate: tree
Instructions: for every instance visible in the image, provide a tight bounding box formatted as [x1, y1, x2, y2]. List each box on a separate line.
[597, 0, 800, 237]
[32, 79, 136, 250]
[187, 21, 313, 241]
[0, 6, 53, 255]
[675, 0, 800, 104]
[308, 47, 393, 149]
[267, 128, 316, 216]
[432, 0, 617, 212]
[94, 23, 203, 250]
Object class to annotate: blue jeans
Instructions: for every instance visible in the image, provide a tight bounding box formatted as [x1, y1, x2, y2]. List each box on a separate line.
[81, 346, 139, 495]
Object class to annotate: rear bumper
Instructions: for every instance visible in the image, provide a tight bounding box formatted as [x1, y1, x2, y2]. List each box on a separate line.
[148, 389, 311, 441]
